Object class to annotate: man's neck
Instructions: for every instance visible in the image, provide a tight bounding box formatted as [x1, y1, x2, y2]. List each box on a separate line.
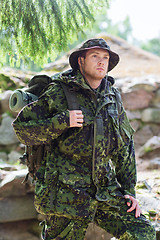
[86, 78, 102, 89]
[78, 73, 102, 89]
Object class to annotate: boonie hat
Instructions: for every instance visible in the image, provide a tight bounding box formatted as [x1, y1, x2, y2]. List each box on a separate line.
[69, 38, 120, 72]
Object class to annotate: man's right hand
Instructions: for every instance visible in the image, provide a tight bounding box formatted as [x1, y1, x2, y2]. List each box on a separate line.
[69, 110, 84, 127]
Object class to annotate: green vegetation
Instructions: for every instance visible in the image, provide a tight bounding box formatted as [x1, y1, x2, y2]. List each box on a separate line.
[141, 38, 160, 57]
[136, 182, 147, 190]
[143, 146, 153, 153]
[148, 210, 158, 217]
[0, 74, 16, 91]
[0, 0, 109, 66]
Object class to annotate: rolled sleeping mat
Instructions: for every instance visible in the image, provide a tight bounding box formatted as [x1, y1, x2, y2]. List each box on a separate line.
[9, 89, 38, 112]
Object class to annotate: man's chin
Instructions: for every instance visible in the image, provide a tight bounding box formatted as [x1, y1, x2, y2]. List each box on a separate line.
[95, 73, 106, 80]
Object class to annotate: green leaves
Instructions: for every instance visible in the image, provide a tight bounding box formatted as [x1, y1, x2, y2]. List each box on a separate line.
[0, 0, 109, 65]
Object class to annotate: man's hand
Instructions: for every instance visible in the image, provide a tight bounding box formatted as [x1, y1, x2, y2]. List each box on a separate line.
[69, 110, 84, 127]
[124, 195, 142, 218]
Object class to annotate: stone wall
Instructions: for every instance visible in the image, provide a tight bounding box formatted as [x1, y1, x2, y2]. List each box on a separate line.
[116, 76, 160, 178]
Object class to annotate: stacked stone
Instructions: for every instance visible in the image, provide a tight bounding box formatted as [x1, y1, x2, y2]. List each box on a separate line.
[115, 76, 160, 166]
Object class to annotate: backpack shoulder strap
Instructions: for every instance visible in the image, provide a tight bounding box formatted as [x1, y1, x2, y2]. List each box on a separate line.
[59, 82, 79, 110]
[112, 87, 122, 117]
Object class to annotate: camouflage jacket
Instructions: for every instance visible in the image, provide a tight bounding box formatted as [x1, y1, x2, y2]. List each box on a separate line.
[12, 70, 136, 220]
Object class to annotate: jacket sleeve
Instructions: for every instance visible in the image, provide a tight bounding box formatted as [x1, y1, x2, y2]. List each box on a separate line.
[114, 104, 137, 197]
[115, 137, 137, 197]
[12, 84, 70, 145]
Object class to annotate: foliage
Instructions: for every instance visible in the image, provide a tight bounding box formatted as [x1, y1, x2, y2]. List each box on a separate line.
[0, 74, 16, 91]
[141, 38, 160, 57]
[91, 15, 133, 41]
[66, 14, 133, 56]
[0, 0, 109, 66]
[143, 146, 152, 153]
[117, 16, 132, 41]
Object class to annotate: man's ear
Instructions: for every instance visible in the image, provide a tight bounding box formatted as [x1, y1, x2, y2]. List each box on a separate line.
[78, 56, 84, 68]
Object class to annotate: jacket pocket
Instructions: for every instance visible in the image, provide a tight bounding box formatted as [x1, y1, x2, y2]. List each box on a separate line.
[108, 107, 119, 124]
[108, 107, 134, 145]
[119, 115, 135, 144]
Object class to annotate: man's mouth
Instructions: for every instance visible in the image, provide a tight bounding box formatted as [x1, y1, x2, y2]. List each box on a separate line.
[96, 67, 104, 71]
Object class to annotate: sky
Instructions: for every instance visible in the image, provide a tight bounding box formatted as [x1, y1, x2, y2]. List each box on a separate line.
[108, 0, 160, 41]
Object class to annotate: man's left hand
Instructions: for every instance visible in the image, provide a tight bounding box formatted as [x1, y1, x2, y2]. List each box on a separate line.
[124, 195, 142, 218]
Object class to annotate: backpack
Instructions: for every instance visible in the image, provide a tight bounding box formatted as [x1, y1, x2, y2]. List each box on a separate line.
[10, 74, 79, 182]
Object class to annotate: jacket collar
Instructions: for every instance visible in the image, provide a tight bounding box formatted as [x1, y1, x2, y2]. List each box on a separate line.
[55, 69, 115, 96]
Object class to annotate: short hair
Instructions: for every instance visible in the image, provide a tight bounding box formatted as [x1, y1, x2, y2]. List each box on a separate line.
[77, 51, 86, 70]
[79, 51, 86, 58]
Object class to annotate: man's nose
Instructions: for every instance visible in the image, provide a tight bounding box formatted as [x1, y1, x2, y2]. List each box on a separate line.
[98, 58, 105, 65]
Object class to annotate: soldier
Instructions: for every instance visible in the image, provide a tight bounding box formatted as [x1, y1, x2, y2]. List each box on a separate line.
[12, 38, 156, 239]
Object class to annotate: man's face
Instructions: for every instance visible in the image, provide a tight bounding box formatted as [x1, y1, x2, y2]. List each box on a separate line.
[78, 48, 110, 81]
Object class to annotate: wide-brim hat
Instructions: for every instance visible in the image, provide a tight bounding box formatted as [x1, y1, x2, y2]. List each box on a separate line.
[69, 38, 120, 72]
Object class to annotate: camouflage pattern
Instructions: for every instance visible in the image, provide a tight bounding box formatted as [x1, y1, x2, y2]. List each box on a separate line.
[12, 69, 156, 239]
[40, 201, 156, 239]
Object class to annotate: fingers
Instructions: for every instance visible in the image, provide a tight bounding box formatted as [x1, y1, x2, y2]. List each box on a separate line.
[127, 201, 136, 213]
[131, 204, 142, 218]
[124, 195, 142, 218]
[124, 195, 132, 206]
[135, 208, 142, 218]
[69, 110, 84, 127]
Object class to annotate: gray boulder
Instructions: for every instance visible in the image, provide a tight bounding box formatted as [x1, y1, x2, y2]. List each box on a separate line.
[0, 90, 12, 114]
[141, 108, 160, 123]
[0, 169, 33, 197]
[0, 195, 37, 222]
[0, 169, 37, 222]
[0, 113, 19, 145]
[139, 136, 160, 159]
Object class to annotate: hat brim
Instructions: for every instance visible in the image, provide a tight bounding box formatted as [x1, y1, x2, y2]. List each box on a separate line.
[69, 46, 119, 72]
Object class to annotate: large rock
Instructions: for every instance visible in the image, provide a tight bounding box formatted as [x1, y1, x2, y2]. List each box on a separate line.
[0, 152, 8, 161]
[0, 169, 36, 222]
[117, 76, 158, 110]
[122, 89, 153, 110]
[147, 157, 160, 169]
[0, 195, 37, 222]
[149, 123, 160, 136]
[141, 108, 160, 123]
[137, 192, 160, 213]
[0, 90, 13, 114]
[136, 170, 160, 238]
[8, 150, 22, 164]
[134, 125, 153, 147]
[138, 136, 160, 159]
[85, 223, 113, 240]
[115, 76, 159, 93]
[0, 169, 32, 198]
[0, 113, 19, 145]
[126, 110, 142, 120]
[0, 220, 40, 240]
[151, 88, 160, 108]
